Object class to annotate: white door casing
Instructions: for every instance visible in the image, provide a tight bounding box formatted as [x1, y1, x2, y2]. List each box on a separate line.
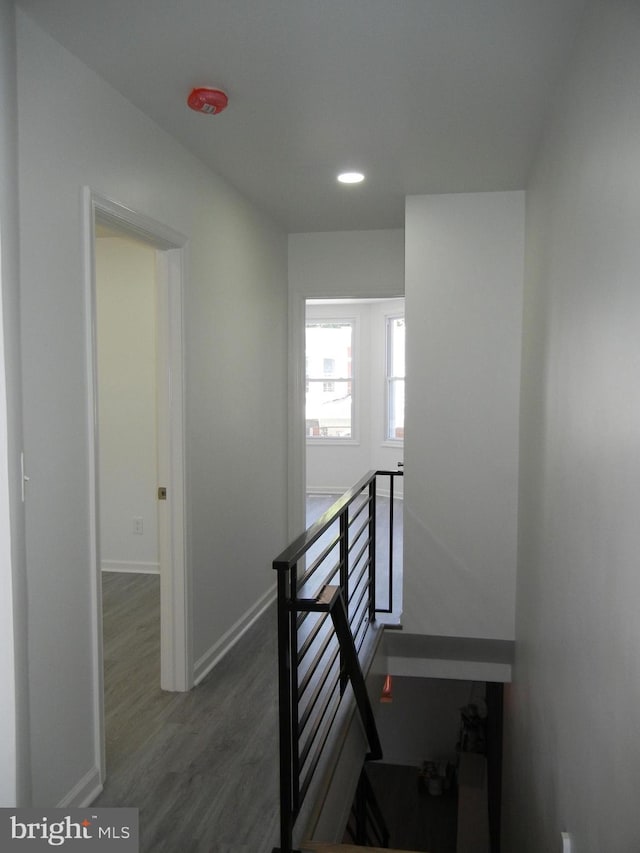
[83, 188, 190, 783]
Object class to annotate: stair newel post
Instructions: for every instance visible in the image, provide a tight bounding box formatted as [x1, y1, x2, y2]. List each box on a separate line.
[290, 563, 301, 816]
[275, 561, 299, 853]
[387, 472, 395, 614]
[339, 508, 349, 695]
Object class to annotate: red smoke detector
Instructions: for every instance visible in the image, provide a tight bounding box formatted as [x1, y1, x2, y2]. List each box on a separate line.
[187, 87, 229, 115]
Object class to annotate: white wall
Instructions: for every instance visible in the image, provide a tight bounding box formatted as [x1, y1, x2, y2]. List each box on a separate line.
[96, 237, 159, 572]
[0, 0, 30, 807]
[305, 299, 404, 495]
[503, 3, 640, 851]
[376, 677, 475, 767]
[403, 192, 524, 642]
[17, 11, 288, 806]
[288, 230, 404, 532]
[289, 230, 405, 300]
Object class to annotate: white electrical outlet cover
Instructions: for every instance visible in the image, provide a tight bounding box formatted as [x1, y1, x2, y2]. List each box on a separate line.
[561, 832, 572, 853]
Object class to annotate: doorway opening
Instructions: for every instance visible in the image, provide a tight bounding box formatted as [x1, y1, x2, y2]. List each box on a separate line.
[84, 189, 189, 784]
[304, 297, 405, 619]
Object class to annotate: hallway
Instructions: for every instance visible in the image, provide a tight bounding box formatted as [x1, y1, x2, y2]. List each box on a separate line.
[96, 573, 280, 852]
[96, 492, 402, 850]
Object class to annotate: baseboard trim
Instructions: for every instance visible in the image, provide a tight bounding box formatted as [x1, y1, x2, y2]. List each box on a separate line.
[193, 584, 276, 686]
[57, 766, 102, 808]
[306, 486, 348, 497]
[101, 561, 160, 575]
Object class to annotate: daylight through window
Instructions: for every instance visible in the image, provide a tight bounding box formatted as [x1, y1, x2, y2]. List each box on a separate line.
[386, 316, 405, 441]
[305, 320, 354, 439]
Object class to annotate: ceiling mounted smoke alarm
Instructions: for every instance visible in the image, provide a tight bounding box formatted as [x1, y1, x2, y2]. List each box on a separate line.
[187, 87, 229, 115]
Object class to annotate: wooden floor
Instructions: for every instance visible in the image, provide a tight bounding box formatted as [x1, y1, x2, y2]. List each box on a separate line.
[95, 495, 404, 852]
[96, 571, 280, 853]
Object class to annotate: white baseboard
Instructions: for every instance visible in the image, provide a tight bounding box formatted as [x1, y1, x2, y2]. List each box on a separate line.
[101, 560, 160, 575]
[193, 583, 276, 686]
[306, 486, 347, 496]
[57, 766, 102, 808]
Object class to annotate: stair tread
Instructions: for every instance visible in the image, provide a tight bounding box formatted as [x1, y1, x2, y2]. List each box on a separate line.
[303, 843, 427, 853]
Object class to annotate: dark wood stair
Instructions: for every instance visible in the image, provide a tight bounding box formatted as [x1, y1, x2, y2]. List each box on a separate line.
[303, 844, 427, 853]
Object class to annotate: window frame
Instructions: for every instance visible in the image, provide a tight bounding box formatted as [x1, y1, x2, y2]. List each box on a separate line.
[384, 313, 405, 444]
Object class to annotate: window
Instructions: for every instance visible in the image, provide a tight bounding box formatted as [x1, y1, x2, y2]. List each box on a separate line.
[386, 315, 405, 441]
[306, 320, 354, 439]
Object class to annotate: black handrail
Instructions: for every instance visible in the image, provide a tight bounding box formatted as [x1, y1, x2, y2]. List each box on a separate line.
[272, 469, 402, 853]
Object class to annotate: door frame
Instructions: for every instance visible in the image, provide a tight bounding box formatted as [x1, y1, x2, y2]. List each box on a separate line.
[83, 188, 190, 782]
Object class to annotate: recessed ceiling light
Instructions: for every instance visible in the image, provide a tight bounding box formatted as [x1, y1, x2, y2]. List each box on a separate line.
[337, 171, 365, 184]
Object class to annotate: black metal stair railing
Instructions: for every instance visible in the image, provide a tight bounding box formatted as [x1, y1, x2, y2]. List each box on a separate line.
[344, 766, 391, 848]
[272, 469, 403, 853]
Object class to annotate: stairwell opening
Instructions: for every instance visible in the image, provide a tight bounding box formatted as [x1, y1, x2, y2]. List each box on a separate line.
[345, 678, 504, 853]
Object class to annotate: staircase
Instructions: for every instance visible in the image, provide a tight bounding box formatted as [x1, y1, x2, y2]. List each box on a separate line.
[302, 845, 425, 853]
[272, 470, 403, 853]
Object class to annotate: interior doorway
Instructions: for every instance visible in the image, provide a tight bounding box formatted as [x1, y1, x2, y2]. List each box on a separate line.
[95, 230, 162, 772]
[95, 231, 160, 578]
[84, 189, 189, 784]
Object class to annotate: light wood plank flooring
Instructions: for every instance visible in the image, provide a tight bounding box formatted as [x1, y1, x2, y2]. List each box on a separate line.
[96, 493, 404, 852]
[96, 571, 280, 853]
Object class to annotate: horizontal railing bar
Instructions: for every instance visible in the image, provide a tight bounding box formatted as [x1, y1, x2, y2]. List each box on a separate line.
[351, 575, 370, 620]
[348, 538, 372, 586]
[348, 560, 370, 601]
[347, 515, 370, 556]
[297, 611, 330, 664]
[298, 647, 340, 736]
[348, 569, 369, 615]
[351, 607, 368, 648]
[298, 676, 341, 772]
[299, 688, 342, 804]
[298, 563, 340, 629]
[273, 470, 378, 571]
[353, 600, 370, 652]
[347, 495, 371, 530]
[298, 627, 337, 699]
[296, 532, 341, 591]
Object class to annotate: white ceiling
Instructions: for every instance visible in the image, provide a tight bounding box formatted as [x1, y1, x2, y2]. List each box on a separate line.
[16, 0, 586, 233]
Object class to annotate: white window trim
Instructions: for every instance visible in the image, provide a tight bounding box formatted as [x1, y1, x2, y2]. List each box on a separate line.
[384, 312, 405, 444]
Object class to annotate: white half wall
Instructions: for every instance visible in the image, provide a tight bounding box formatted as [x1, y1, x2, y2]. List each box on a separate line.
[403, 191, 524, 641]
[17, 11, 288, 806]
[96, 237, 159, 572]
[503, 3, 640, 852]
[375, 677, 478, 768]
